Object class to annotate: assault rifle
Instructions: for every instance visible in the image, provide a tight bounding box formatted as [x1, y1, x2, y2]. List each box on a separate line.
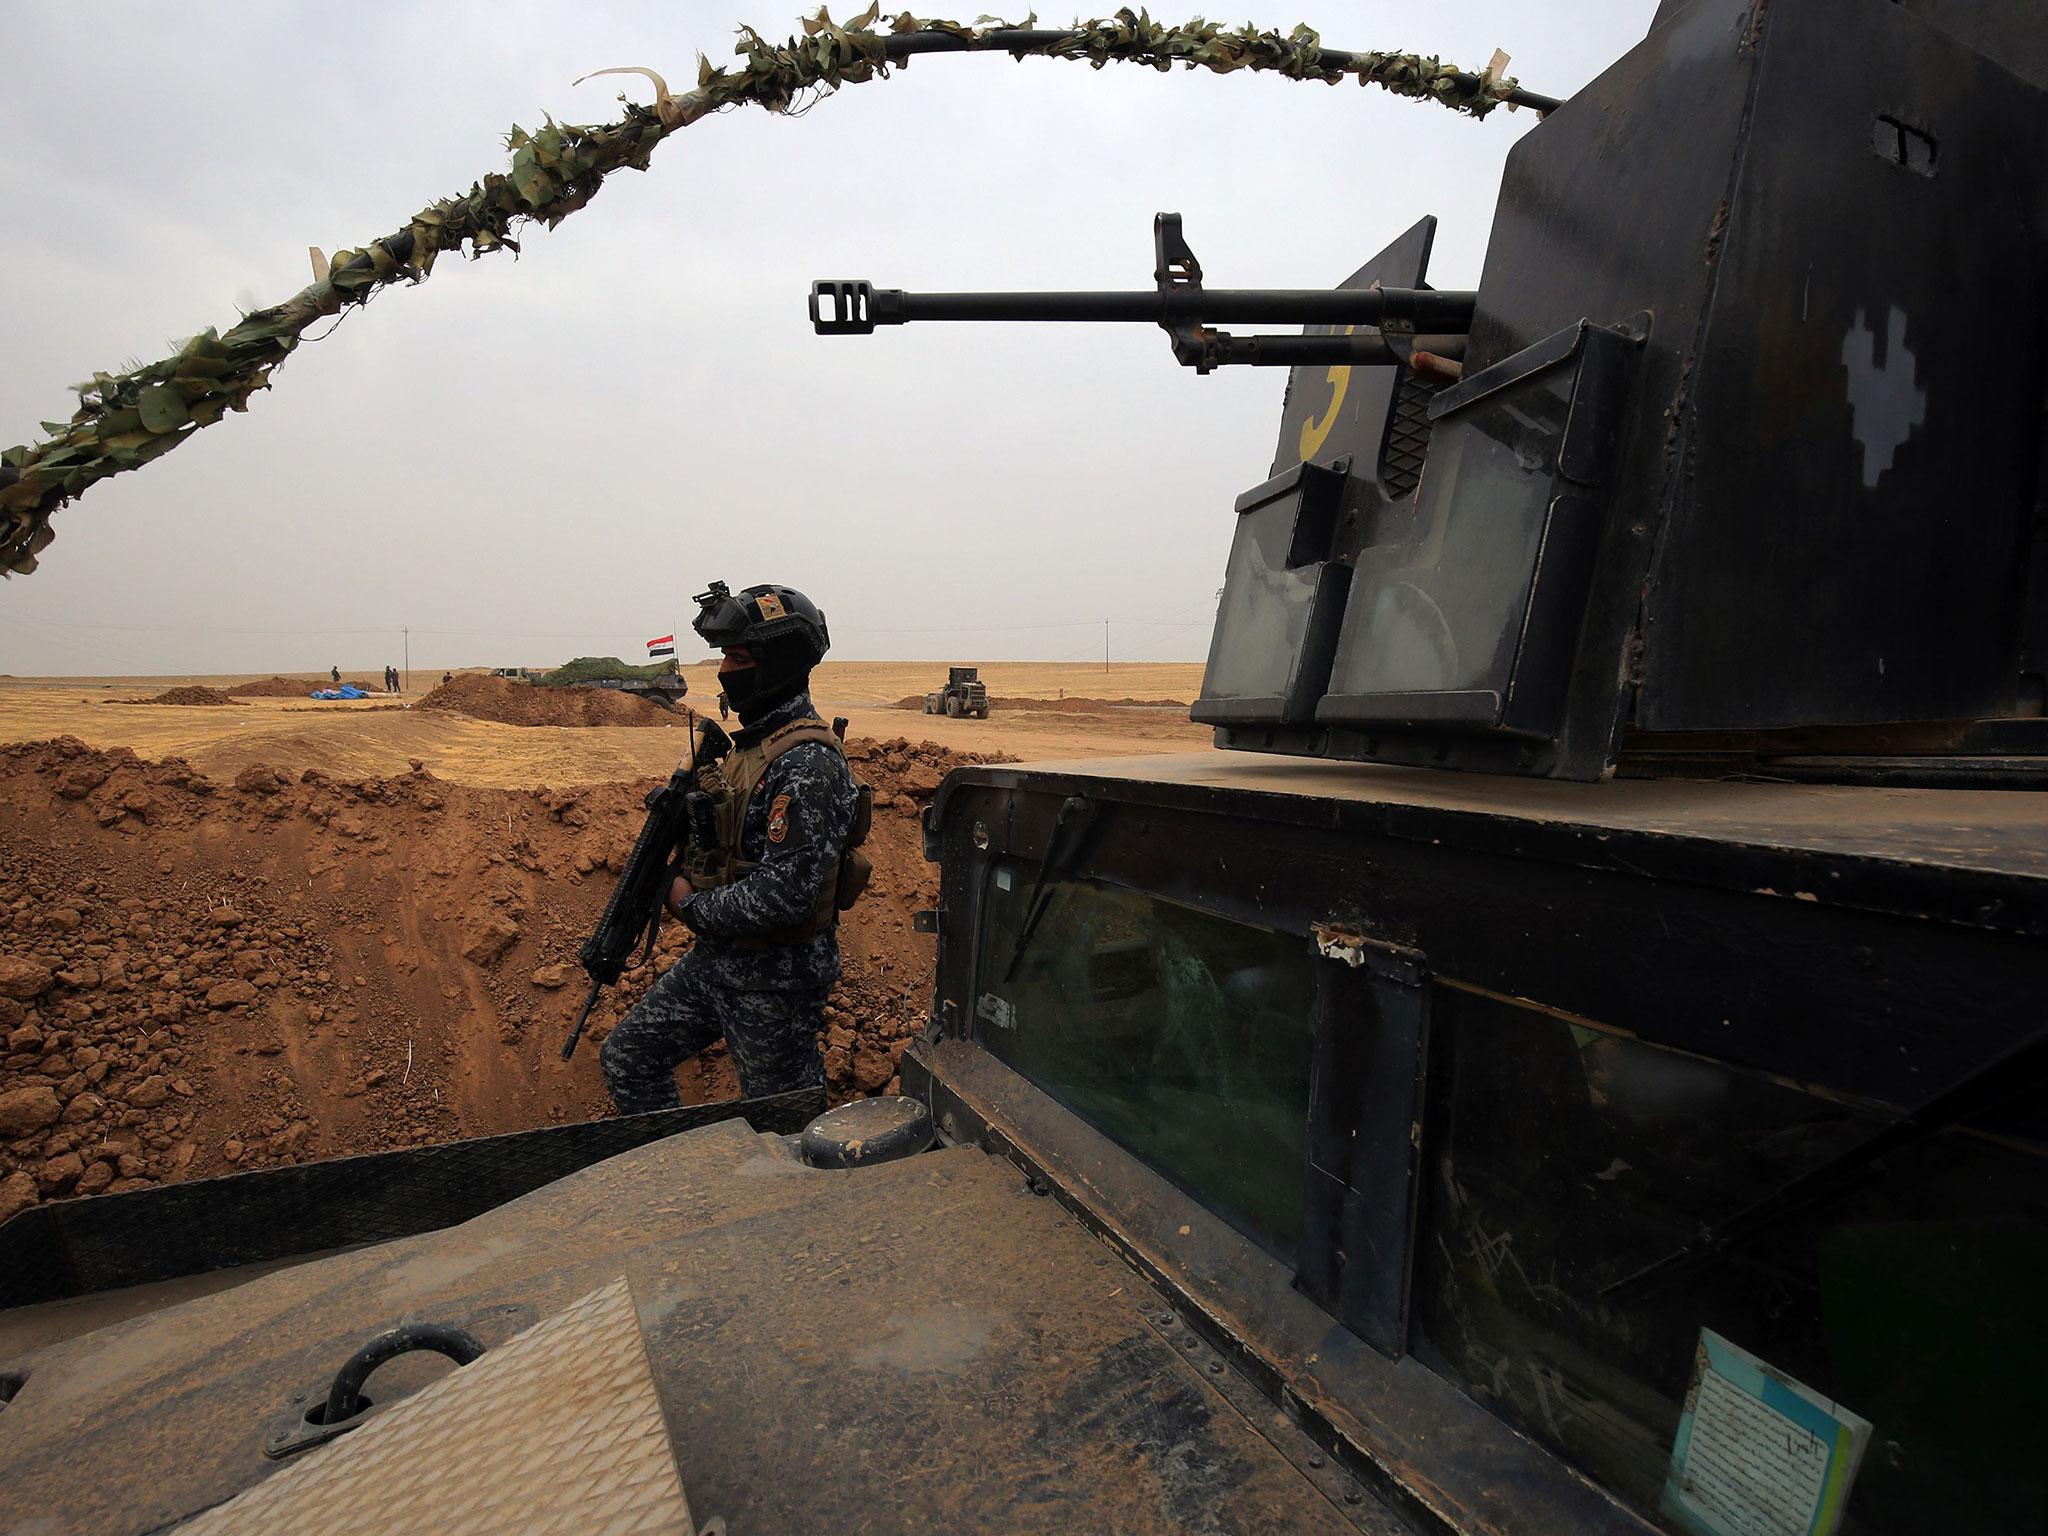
[560, 717, 732, 1060]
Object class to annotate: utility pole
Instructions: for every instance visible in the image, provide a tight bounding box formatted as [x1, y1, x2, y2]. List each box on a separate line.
[403, 626, 410, 693]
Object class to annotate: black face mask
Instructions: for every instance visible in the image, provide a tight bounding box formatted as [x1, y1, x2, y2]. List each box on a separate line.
[719, 663, 764, 718]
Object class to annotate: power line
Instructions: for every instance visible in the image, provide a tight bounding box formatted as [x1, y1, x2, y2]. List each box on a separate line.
[1118, 616, 1216, 658]
[1042, 593, 1220, 664]
[0, 613, 167, 675]
[0, 597, 1225, 644]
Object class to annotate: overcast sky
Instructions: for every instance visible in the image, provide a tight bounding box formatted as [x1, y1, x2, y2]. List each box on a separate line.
[0, 1, 1656, 676]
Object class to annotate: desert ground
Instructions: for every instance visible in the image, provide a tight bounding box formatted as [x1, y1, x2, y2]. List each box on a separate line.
[0, 660, 1210, 784]
[0, 661, 1208, 1223]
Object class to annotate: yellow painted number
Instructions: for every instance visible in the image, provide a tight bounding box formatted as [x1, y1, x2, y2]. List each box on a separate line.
[1297, 324, 1354, 462]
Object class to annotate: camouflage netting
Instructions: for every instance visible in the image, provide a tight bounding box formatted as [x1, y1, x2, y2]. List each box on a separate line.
[0, 6, 1524, 576]
[539, 657, 681, 686]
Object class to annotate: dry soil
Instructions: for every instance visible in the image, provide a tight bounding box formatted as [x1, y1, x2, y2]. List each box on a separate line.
[0, 662, 1207, 1222]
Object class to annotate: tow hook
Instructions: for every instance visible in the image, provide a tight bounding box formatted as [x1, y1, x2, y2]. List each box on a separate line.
[263, 1321, 486, 1459]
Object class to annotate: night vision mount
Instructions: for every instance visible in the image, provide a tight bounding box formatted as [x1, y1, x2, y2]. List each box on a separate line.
[809, 215, 1474, 375]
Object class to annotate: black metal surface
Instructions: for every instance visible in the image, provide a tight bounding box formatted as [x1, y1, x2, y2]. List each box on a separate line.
[1299, 932, 1431, 1357]
[0, 1088, 823, 1309]
[1806, 0, 2048, 89]
[1634, 0, 2046, 734]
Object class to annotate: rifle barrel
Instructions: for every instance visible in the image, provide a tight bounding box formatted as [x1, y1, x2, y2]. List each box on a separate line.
[560, 977, 604, 1061]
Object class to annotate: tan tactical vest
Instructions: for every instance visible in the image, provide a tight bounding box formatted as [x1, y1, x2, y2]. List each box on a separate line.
[697, 716, 872, 942]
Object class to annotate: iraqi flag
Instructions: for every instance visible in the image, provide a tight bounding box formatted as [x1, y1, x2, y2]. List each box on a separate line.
[646, 634, 676, 659]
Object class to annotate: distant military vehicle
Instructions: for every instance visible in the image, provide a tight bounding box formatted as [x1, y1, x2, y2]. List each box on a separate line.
[494, 658, 690, 710]
[561, 672, 689, 711]
[923, 665, 988, 718]
[3, 5, 2044, 1534]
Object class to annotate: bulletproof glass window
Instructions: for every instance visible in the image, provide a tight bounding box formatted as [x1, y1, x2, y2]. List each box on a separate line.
[1193, 462, 1351, 727]
[1318, 322, 1633, 739]
[1416, 988, 2047, 1536]
[973, 857, 1317, 1258]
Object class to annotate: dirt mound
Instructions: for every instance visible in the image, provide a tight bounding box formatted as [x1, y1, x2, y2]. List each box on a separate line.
[226, 676, 318, 698]
[416, 674, 677, 729]
[992, 695, 1188, 712]
[846, 735, 1014, 805]
[124, 686, 245, 707]
[0, 733, 1002, 1222]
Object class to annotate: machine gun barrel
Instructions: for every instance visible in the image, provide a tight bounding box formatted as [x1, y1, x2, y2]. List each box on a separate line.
[813, 284, 1476, 333]
[813, 216, 1477, 373]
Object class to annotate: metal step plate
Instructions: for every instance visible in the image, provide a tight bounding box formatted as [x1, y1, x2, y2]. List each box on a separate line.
[175, 1277, 699, 1536]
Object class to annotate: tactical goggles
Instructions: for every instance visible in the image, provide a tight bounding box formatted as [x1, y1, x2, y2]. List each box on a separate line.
[691, 582, 752, 648]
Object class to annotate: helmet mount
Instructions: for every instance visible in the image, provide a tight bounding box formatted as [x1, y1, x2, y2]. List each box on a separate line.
[693, 580, 830, 723]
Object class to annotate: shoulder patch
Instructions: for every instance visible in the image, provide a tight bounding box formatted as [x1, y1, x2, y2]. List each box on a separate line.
[767, 791, 792, 843]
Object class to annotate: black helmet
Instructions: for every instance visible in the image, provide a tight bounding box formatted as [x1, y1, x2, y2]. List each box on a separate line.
[692, 580, 830, 717]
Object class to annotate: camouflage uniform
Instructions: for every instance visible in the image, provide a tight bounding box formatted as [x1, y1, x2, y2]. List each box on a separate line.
[601, 690, 858, 1110]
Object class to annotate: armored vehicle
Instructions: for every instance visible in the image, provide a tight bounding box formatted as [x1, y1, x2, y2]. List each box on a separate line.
[924, 664, 989, 718]
[2, 2, 2045, 1533]
[497, 657, 691, 709]
[572, 671, 689, 710]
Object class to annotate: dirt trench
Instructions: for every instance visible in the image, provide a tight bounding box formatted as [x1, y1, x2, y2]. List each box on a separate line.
[0, 734, 1006, 1225]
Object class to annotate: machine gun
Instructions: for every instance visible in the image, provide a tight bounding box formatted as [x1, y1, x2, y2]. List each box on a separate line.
[810, 213, 1474, 375]
[560, 716, 733, 1060]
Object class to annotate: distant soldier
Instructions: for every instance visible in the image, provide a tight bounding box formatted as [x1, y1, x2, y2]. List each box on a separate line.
[442, 671, 452, 687]
[330, 664, 340, 685]
[601, 582, 861, 1109]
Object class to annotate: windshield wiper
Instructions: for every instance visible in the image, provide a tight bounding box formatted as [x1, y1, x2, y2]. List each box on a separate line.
[1001, 795, 1099, 984]
[1601, 1020, 2048, 1301]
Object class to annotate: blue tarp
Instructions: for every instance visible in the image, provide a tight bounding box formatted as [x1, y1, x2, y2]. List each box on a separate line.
[309, 685, 369, 700]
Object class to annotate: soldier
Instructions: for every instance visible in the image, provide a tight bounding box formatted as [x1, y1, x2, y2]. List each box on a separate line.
[600, 581, 860, 1110]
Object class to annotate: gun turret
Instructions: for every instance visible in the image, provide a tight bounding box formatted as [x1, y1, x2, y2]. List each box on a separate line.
[813, 215, 1473, 375]
[812, 0, 2048, 790]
